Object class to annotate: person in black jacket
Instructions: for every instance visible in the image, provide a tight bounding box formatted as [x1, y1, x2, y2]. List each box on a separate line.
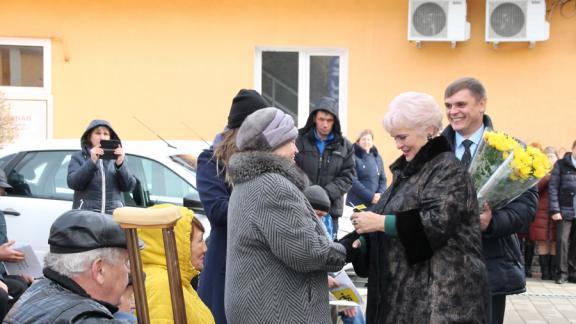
[196, 89, 269, 324]
[3, 210, 130, 323]
[295, 97, 355, 239]
[549, 140, 576, 284]
[67, 119, 137, 215]
[441, 77, 538, 324]
[346, 129, 387, 211]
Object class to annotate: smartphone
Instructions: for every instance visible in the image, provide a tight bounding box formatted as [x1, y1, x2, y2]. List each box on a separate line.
[100, 140, 121, 160]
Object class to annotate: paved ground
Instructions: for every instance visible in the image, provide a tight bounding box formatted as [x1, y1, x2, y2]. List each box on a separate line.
[505, 278, 576, 323]
[349, 268, 576, 323]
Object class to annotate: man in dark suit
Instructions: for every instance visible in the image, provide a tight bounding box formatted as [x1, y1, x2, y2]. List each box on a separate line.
[441, 77, 538, 324]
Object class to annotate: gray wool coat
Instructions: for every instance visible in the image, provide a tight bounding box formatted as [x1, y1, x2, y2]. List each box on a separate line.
[349, 137, 490, 323]
[225, 151, 346, 324]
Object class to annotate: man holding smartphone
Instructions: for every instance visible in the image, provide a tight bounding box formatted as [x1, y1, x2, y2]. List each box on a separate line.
[67, 119, 137, 215]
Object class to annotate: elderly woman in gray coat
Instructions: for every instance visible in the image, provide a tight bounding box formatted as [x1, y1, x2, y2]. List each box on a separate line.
[347, 92, 490, 323]
[225, 107, 347, 324]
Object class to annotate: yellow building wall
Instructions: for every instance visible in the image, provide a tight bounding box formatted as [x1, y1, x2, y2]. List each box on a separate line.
[0, 0, 574, 171]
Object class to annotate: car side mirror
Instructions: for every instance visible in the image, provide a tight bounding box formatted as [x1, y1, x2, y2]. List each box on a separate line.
[183, 195, 204, 215]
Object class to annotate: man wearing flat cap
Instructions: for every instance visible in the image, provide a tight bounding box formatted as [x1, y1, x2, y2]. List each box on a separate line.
[4, 209, 130, 323]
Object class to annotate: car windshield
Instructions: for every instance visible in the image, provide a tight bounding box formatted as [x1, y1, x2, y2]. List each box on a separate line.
[170, 154, 197, 173]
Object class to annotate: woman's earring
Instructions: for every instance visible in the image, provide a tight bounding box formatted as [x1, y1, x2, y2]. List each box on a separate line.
[427, 134, 433, 141]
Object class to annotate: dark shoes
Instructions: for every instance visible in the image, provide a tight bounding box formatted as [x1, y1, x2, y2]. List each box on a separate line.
[556, 276, 568, 284]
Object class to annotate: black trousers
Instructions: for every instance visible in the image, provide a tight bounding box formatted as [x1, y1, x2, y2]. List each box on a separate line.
[491, 294, 506, 324]
[0, 276, 29, 320]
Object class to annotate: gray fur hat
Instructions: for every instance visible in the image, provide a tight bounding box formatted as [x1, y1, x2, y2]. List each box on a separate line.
[236, 107, 298, 152]
[303, 185, 330, 212]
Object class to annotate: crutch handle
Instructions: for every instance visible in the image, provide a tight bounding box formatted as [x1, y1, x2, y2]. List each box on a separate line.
[113, 206, 181, 227]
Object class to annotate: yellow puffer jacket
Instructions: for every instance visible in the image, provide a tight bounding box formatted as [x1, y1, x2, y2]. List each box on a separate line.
[138, 204, 215, 324]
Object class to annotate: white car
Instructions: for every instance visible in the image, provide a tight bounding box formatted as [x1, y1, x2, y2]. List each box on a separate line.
[0, 139, 210, 261]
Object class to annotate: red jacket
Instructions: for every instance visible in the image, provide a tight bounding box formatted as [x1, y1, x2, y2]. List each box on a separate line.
[529, 175, 557, 242]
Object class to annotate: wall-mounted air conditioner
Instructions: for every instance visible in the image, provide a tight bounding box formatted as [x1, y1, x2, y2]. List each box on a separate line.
[486, 0, 549, 48]
[408, 0, 470, 48]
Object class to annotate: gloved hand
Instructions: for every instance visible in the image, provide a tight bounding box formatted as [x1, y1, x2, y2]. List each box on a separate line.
[338, 231, 363, 262]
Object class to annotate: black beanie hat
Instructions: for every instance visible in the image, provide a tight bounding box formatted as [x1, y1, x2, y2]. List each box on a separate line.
[227, 89, 270, 129]
[303, 185, 331, 213]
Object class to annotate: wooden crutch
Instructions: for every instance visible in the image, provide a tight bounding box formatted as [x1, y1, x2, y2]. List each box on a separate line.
[113, 206, 188, 324]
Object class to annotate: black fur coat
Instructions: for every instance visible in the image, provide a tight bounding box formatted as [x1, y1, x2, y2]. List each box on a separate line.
[352, 136, 491, 323]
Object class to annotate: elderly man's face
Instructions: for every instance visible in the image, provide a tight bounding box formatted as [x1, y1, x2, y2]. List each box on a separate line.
[444, 89, 485, 138]
[100, 250, 130, 306]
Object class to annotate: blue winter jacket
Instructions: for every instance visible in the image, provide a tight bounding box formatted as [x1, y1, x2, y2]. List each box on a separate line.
[196, 135, 231, 324]
[346, 144, 386, 210]
[67, 120, 136, 215]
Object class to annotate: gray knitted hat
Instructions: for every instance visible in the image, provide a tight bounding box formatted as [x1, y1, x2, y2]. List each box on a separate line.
[236, 107, 298, 151]
[303, 185, 331, 212]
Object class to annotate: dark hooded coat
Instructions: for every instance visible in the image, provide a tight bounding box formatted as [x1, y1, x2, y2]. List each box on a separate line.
[196, 134, 231, 324]
[295, 101, 355, 219]
[348, 136, 490, 323]
[225, 151, 346, 324]
[548, 152, 576, 220]
[67, 120, 136, 215]
[441, 115, 538, 295]
[346, 144, 387, 210]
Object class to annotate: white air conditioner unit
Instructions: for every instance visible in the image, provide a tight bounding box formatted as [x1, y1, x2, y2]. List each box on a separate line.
[408, 0, 470, 48]
[486, 0, 549, 47]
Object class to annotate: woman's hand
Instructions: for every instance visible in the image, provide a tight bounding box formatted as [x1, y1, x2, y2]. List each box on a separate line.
[0, 281, 7, 293]
[351, 211, 384, 234]
[371, 193, 381, 205]
[552, 213, 562, 221]
[327, 276, 339, 289]
[342, 307, 358, 319]
[90, 146, 103, 162]
[479, 202, 492, 232]
[115, 145, 125, 166]
[0, 240, 25, 262]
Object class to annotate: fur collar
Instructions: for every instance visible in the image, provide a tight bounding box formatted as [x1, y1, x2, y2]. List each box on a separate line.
[390, 136, 452, 177]
[228, 151, 309, 190]
[353, 143, 379, 159]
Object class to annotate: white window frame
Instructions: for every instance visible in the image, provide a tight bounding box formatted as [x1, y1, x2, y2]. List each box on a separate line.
[0, 37, 53, 138]
[254, 47, 349, 134]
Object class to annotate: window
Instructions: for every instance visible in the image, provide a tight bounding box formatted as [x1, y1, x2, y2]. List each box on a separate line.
[255, 47, 348, 131]
[0, 38, 52, 141]
[0, 154, 16, 169]
[126, 155, 199, 205]
[7, 151, 73, 200]
[0, 38, 51, 92]
[0, 45, 43, 87]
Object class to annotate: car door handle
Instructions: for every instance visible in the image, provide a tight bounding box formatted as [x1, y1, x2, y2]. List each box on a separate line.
[2, 209, 20, 216]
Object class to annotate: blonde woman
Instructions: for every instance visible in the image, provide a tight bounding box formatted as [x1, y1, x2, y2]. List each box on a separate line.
[347, 92, 490, 323]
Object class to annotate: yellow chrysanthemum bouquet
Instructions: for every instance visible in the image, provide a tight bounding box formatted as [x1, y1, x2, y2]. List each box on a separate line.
[469, 130, 552, 211]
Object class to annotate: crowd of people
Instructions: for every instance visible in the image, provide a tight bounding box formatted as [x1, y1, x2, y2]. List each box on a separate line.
[0, 77, 574, 323]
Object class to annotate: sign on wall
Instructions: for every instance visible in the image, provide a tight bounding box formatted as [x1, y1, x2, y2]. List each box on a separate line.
[6, 99, 48, 141]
